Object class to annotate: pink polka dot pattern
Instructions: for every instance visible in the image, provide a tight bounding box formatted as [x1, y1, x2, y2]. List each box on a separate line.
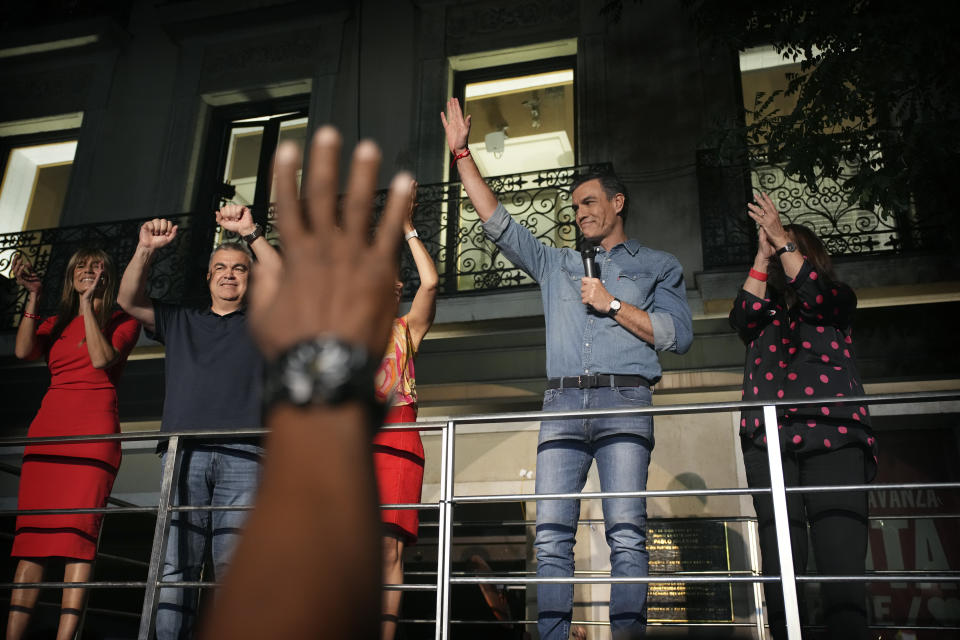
[731, 263, 874, 476]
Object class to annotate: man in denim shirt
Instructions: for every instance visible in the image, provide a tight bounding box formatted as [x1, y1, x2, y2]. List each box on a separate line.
[443, 98, 693, 639]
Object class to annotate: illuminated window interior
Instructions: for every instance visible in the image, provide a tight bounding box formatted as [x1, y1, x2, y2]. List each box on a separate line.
[463, 68, 575, 175]
[0, 140, 76, 235]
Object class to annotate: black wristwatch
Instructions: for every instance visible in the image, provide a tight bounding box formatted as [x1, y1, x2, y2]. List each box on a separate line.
[242, 224, 264, 245]
[775, 241, 797, 257]
[263, 337, 379, 409]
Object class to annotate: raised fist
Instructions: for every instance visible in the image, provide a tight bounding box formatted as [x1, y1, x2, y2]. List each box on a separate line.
[139, 218, 178, 250]
[216, 204, 256, 236]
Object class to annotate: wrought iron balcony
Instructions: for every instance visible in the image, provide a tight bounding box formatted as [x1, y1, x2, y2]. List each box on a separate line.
[0, 164, 610, 331]
[697, 149, 955, 269]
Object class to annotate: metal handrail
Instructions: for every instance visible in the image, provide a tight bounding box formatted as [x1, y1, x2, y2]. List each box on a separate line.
[0, 389, 958, 639]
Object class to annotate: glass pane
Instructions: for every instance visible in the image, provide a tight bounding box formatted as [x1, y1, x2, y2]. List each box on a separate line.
[222, 125, 264, 206]
[457, 69, 576, 291]
[269, 117, 308, 201]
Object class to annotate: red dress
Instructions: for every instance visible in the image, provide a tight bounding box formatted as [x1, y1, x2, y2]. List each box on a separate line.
[372, 317, 425, 543]
[12, 311, 140, 560]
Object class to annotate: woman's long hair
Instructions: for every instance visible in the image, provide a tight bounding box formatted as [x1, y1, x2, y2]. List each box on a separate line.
[48, 248, 118, 349]
[767, 224, 839, 308]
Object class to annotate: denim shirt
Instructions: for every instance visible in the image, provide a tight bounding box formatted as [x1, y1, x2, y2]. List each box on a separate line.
[483, 204, 693, 382]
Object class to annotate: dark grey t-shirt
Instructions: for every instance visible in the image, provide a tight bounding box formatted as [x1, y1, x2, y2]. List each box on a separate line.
[149, 302, 263, 434]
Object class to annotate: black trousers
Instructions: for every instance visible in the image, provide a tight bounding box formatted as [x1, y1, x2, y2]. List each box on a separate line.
[742, 439, 870, 640]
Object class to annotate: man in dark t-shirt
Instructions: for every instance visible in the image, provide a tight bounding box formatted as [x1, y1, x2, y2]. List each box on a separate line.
[118, 205, 280, 640]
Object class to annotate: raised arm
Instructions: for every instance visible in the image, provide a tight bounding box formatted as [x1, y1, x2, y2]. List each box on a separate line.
[441, 97, 499, 220]
[748, 192, 803, 279]
[117, 219, 178, 334]
[402, 182, 438, 349]
[12, 254, 44, 360]
[78, 263, 120, 369]
[215, 204, 281, 274]
[201, 128, 412, 640]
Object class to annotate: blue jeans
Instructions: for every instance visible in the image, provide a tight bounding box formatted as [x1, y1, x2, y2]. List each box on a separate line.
[156, 443, 262, 640]
[535, 386, 653, 640]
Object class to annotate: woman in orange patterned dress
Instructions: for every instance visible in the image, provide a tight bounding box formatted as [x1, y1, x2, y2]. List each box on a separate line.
[373, 183, 438, 640]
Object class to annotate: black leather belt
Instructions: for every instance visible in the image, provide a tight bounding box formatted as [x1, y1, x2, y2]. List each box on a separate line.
[546, 374, 651, 390]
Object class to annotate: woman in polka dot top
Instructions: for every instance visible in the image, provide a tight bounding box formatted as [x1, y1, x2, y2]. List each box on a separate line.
[729, 192, 875, 640]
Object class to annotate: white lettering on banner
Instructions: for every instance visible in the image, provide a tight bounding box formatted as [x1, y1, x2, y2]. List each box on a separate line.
[868, 490, 943, 510]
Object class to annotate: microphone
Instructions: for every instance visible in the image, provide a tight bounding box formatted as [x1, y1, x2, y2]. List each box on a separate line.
[580, 241, 597, 279]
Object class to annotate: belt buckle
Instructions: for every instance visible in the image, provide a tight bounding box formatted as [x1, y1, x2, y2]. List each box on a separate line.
[577, 374, 598, 388]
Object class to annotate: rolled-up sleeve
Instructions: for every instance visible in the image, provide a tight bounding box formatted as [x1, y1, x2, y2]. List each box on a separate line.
[650, 257, 693, 354]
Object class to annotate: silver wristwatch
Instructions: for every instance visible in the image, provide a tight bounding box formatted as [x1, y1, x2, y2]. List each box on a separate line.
[608, 298, 622, 317]
[263, 337, 378, 408]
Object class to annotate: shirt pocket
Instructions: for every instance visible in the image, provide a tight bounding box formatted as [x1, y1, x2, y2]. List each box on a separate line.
[611, 270, 656, 309]
[559, 265, 583, 301]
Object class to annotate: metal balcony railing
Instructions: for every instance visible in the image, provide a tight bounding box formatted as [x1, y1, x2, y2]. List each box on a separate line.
[0, 163, 611, 331]
[696, 148, 955, 268]
[1, 390, 958, 639]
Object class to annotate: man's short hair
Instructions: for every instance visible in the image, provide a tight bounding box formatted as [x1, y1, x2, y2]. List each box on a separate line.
[208, 241, 253, 270]
[571, 171, 630, 223]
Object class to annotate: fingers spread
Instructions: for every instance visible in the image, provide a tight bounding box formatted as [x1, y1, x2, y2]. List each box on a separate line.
[374, 172, 413, 262]
[341, 140, 382, 242]
[273, 141, 306, 246]
[305, 126, 342, 239]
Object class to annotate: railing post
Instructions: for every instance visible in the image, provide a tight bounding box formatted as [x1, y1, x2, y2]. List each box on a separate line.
[138, 436, 181, 640]
[434, 421, 456, 640]
[433, 424, 449, 640]
[746, 518, 766, 640]
[762, 405, 802, 640]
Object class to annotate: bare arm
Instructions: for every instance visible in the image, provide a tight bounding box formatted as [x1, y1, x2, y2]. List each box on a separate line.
[118, 219, 178, 334]
[216, 205, 281, 274]
[201, 128, 412, 640]
[79, 264, 119, 369]
[441, 97, 499, 221]
[581, 277, 656, 344]
[742, 226, 775, 299]
[402, 183, 438, 348]
[12, 254, 43, 360]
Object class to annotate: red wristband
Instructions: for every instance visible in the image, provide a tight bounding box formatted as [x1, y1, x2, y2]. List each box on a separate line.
[451, 148, 470, 167]
[748, 268, 768, 282]
[23, 312, 41, 320]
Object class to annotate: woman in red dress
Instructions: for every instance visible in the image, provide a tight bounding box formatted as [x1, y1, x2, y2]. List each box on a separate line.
[7, 248, 140, 640]
[373, 183, 438, 640]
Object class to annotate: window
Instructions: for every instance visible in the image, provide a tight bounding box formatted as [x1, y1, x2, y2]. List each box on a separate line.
[449, 54, 578, 291]
[0, 132, 78, 235]
[194, 97, 309, 247]
[738, 46, 897, 255]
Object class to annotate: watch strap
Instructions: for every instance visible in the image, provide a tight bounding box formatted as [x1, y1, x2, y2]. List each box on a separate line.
[242, 224, 264, 244]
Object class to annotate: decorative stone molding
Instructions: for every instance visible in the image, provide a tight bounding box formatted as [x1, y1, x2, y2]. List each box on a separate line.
[446, 0, 577, 52]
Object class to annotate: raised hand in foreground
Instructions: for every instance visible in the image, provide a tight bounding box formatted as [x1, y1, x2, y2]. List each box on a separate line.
[201, 127, 413, 640]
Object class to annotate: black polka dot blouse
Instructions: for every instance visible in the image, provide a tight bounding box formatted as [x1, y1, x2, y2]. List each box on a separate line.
[729, 258, 878, 480]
